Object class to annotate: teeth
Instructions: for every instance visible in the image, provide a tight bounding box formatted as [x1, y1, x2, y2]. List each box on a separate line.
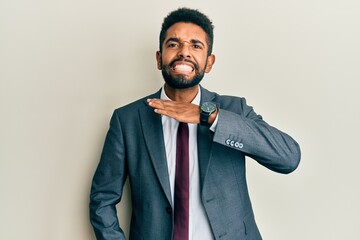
[174, 64, 193, 72]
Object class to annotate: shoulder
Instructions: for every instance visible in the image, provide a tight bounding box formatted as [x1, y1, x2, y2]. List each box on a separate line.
[114, 89, 161, 114]
[202, 87, 247, 110]
[201, 86, 255, 117]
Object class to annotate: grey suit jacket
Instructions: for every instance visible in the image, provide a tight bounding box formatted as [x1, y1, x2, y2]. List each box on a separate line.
[90, 86, 301, 240]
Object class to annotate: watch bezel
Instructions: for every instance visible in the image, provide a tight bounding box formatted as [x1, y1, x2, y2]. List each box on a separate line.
[200, 102, 217, 126]
[200, 102, 217, 113]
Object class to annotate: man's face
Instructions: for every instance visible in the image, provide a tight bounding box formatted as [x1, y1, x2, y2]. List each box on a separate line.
[156, 22, 215, 89]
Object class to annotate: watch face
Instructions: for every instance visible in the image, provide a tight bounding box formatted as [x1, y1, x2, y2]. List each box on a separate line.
[201, 102, 216, 113]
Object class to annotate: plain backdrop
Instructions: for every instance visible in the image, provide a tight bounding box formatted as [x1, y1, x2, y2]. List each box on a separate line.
[1, 0, 359, 239]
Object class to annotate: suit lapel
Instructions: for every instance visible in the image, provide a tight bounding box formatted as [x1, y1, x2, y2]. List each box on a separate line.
[197, 86, 217, 193]
[139, 91, 172, 205]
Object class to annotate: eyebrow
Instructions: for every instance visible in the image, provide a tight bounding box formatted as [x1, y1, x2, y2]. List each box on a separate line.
[165, 37, 206, 47]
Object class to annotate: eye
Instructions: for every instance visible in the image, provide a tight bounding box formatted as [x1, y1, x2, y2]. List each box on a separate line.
[167, 43, 178, 48]
[193, 44, 202, 49]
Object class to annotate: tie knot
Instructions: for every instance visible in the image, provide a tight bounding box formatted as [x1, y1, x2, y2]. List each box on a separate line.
[177, 122, 189, 139]
[178, 122, 189, 131]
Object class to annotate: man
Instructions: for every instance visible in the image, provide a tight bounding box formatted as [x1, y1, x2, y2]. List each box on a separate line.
[90, 8, 301, 240]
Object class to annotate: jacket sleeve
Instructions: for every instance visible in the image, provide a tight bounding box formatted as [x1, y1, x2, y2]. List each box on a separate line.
[213, 97, 301, 174]
[89, 110, 127, 239]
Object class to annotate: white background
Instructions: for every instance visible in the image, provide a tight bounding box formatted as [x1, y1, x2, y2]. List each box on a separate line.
[1, 0, 359, 239]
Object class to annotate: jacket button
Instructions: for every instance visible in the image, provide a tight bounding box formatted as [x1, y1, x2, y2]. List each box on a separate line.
[166, 207, 172, 214]
[235, 142, 243, 148]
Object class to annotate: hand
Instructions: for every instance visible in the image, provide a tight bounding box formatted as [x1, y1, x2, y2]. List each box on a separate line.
[147, 98, 200, 124]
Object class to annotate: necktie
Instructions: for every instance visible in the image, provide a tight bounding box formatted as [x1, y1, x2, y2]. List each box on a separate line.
[173, 122, 189, 240]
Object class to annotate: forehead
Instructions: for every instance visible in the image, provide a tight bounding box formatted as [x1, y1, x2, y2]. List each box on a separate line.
[164, 22, 208, 44]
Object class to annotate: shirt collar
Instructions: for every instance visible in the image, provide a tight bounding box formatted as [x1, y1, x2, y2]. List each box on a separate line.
[160, 85, 201, 105]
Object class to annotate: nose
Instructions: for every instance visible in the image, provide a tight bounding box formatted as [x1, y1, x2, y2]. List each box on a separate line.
[177, 44, 191, 59]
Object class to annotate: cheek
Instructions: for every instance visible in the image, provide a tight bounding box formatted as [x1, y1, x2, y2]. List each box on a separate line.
[197, 58, 208, 71]
[160, 54, 171, 66]
[195, 53, 208, 64]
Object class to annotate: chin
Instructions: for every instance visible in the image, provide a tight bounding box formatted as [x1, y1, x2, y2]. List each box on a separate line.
[172, 72, 194, 79]
[162, 68, 204, 89]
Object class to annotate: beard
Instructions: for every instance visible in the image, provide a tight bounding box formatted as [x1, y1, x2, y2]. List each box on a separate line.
[161, 58, 206, 89]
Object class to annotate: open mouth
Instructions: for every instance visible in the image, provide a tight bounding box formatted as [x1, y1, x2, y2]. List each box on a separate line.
[172, 64, 194, 73]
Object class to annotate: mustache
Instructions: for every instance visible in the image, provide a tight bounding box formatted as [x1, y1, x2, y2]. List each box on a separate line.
[167, 58, 199, 71]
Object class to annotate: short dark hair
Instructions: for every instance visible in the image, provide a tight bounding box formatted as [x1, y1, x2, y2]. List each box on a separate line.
[159, 8, 214, 55]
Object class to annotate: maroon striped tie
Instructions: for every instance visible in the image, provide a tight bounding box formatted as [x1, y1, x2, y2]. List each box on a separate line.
[173, 122, 189, 240]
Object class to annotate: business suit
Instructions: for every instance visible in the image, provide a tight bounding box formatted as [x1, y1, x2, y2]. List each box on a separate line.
[90, 86, 301, 240]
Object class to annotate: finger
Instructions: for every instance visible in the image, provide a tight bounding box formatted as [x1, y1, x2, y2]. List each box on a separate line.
[147, 99, 170, 109]
[148, 100, 182, 113]
[153, 108, 172, 118]
[147, 99, 161, 109]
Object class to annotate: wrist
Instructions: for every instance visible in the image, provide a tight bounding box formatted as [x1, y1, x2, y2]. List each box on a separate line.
[208, 109, 218, 125]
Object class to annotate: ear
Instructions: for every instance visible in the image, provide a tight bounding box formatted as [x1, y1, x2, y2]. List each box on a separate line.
[205, 54, 215, 73]
[156, 51, 162, 70]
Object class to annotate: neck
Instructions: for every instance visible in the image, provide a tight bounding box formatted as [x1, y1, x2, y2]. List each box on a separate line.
[164, 84, 199, 103]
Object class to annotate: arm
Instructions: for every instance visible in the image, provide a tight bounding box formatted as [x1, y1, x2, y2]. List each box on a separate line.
[213, 98, 301, 174]
[147, 96, 301, 173]
[90, 110, 127, 239]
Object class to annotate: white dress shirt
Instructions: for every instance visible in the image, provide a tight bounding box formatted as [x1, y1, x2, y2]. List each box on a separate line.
[160, 86, 214, 240]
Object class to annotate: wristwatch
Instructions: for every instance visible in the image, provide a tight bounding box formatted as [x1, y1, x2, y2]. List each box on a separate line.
[200, 102, 217, 126]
